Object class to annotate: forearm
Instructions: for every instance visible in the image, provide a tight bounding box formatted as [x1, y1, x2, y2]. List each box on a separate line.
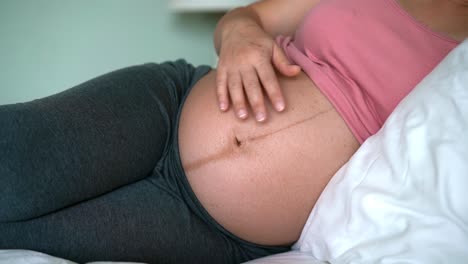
[214, 0, 322, 56]
[213, 0, 319, 121]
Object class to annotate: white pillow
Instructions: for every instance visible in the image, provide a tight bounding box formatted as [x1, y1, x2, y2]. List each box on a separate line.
[292, 39, 468, 263]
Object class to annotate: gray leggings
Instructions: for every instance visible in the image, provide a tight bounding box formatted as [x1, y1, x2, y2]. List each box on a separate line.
[0, 60, 290, 263]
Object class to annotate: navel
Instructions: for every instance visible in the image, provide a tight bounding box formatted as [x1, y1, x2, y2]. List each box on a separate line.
[182, 107, 333, 173]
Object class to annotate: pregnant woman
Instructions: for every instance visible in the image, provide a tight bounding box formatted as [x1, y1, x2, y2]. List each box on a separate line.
[0, 0, 466, 263]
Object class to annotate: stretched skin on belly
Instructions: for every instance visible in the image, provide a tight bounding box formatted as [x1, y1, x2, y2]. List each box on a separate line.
[178, 70, 359, 246]
[183, 109, 333, 172]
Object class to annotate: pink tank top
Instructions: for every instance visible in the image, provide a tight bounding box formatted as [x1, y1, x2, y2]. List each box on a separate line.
[277, 0, 460, 143]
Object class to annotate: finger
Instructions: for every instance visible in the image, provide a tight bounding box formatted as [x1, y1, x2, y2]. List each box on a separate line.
[272, 43, 301, 77]
[241, 67, 267, 122]
[256, 65, 286, 112]
[227, 71, 248, 119]
[216, 69, 229, 111]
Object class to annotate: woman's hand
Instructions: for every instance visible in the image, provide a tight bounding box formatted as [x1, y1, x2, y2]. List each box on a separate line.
[216, 24, 301, 122]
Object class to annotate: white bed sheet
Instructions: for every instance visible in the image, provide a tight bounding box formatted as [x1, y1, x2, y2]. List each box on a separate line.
[0, 250, 144, 264]
[1, 40, 467, 264]
[247, 39, 468, 263]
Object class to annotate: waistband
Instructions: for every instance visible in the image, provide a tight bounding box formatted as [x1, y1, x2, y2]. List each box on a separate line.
[166, 64, 291, 258]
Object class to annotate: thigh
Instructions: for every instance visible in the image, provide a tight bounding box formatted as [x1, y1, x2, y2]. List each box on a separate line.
[0, 60, 211, 222]
[0, 169, 242, 264]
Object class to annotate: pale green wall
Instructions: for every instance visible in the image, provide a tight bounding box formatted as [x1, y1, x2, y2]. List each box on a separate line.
[0, 0, 221, 104]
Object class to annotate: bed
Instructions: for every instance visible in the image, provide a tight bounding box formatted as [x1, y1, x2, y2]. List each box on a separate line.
[1, 40, 467, 264]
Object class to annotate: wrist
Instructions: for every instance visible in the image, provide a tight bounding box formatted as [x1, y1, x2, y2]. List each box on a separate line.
[214, 7, 264, 54]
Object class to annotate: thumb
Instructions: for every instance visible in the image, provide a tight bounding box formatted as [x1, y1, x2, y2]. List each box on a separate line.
[272, 43, 301, 76]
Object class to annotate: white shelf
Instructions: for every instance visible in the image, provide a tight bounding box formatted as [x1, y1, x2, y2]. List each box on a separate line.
[170, 0, 256, 12]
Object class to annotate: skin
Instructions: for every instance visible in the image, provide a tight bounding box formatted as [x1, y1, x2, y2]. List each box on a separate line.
[397, 0, 468, 42]
[178, 0, 468, 246]
[214, 0, 320, 122]
[214, 0, 468, 122]
[179, 71, 360, 245]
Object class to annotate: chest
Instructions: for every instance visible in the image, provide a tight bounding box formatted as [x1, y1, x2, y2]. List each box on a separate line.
[292, 0, 458, 120]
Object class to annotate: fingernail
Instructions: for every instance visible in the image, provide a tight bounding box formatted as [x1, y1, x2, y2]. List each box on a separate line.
[255, 112, 266, 122]
[238, 109, 248, 118]
[219, 102, 227, 111]
[276, 101, 285, 111]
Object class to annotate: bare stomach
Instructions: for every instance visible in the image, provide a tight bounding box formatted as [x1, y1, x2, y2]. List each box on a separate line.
[178, 70, 360, 246]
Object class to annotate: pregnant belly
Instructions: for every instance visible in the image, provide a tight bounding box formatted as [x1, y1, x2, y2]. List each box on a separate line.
[178, 70, 359, 246]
